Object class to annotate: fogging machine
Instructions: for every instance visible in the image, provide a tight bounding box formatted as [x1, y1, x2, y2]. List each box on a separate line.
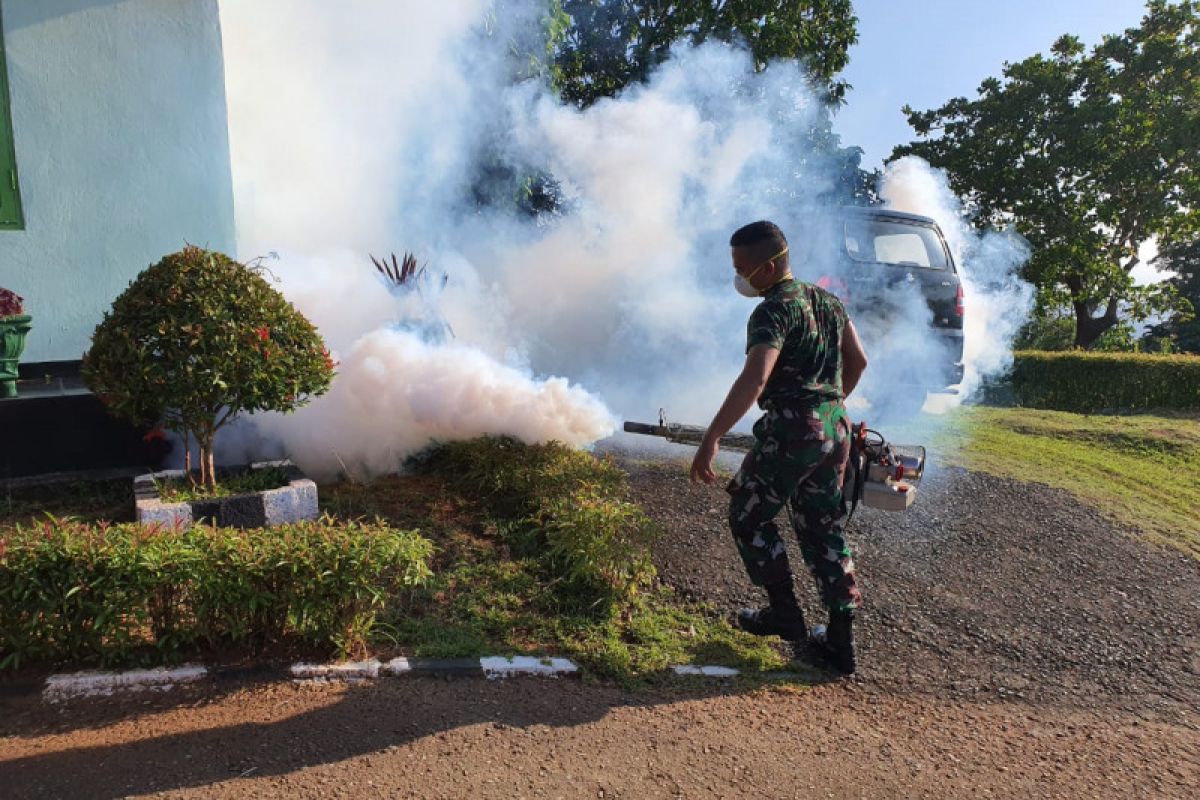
[623, 410, 926, 513]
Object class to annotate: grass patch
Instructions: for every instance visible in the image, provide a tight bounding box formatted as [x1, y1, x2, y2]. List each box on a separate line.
[320, 438, 789, 681]
[928, 406, 1200, 559]
[369, 550, 786, 680]
[156, 466, 293, 503]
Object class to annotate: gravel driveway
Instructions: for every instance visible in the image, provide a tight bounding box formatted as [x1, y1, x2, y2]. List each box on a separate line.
[625, 452, 1200, 719]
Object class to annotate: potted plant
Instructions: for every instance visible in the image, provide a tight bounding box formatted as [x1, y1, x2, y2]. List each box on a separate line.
[0, 287, 32, 399]
[82, 246, 335, 494]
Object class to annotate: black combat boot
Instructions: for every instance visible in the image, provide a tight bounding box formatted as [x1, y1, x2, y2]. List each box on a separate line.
[810, 610, 856, 675]
[737, 580, 807, 641]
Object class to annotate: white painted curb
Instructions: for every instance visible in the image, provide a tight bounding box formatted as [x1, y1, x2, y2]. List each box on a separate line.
[383, 656, 412, 675]
[480, 656, 578, 679]
[290, 659, 381, 680]
[39, 658, 748, 701]
[44, 665, 208, 701]
[672, 665, 740, 677]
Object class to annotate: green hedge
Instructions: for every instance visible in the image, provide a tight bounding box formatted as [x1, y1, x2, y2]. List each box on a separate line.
[998, 350, 1200, 412]
[0, 517, 432, 670]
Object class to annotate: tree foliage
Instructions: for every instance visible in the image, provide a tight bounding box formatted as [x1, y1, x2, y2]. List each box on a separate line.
[548, 0, 857, 107]
[83, 247, 335, 488]
[1145, 237, 1200, 352]
[894, 1, 1199, 348]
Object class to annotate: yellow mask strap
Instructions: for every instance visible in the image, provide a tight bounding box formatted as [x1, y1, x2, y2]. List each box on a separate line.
[744, 246, 789, 282]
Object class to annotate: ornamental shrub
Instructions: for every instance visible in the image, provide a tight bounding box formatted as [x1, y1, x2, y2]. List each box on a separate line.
[83, 246, 335, 488]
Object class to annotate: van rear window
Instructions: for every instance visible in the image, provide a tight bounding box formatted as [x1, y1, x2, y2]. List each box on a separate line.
[843, 220, 948, 269]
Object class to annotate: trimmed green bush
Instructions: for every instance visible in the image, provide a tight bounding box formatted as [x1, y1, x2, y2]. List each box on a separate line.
[536, 486, 656, 602]
[0, 517, 432, 669]
[993, 350, 1200, 413]
[83, 246, 335, 489]
[412, 437, 658, 607]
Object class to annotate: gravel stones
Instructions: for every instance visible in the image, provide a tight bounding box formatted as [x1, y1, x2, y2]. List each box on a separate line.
[624, 455, 1200, 720]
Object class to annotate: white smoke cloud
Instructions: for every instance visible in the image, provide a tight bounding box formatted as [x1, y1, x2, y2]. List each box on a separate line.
[253, 329, 615, 479]
[218, 0, 621, 477]
[221, 0, 490, 249]
[216, 2, 1030, 476]
[879, 156, 1034, 403]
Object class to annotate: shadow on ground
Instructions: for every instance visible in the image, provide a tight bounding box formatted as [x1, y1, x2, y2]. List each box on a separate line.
[0, 672, 820, 799]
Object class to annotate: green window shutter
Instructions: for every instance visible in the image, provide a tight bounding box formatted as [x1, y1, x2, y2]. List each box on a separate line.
[0, 5, 23, 231]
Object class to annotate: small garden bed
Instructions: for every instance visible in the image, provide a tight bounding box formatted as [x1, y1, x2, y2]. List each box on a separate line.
[0, 438, 788, 682]
[155, 464, 294, 503]
[134, 460, 318, 529]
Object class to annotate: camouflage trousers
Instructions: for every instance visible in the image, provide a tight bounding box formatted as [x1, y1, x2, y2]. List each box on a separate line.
[726, 402, 861, 613]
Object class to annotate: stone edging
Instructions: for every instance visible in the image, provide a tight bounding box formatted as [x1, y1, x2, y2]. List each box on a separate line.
[134, 459, 317, 529]
[39, 657, 750, 702]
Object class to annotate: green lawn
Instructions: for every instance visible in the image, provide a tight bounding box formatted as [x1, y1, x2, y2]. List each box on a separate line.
[925, 406, 1200, 559]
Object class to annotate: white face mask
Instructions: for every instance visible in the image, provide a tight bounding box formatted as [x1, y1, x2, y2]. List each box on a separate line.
[733, 245, 789, 298]
[734, 273, 760, 297]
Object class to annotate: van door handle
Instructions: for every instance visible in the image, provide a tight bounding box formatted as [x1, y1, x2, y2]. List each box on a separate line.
[940, 281, 953, 286]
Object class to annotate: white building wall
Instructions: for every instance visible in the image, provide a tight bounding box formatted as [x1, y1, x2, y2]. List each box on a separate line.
[0, 0, 235, 362]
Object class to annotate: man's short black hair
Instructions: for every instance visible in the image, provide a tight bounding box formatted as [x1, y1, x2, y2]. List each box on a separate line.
[730, 220, 789, 270]
[729, 220, 787, 250]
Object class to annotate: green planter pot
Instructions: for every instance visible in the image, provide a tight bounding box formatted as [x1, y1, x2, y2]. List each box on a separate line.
[0, 314, 32, 398]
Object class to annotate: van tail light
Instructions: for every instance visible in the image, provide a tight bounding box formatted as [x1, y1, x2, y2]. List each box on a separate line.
[955, 284, 965, 317]
[816, 275, 850, 301]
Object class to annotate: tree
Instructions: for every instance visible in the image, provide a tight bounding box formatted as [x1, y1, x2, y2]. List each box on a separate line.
[893, 1, 1199, 348]
[1144, 238, 1200, 352]
[83, 247, 335, 489]
[548, 1, 858, 108]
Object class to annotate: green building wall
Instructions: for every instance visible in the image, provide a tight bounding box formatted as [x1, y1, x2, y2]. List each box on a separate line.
[0, 0, 236, 362]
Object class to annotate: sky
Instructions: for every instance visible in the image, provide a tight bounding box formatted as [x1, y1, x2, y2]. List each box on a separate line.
[835, 0, 1154, 171]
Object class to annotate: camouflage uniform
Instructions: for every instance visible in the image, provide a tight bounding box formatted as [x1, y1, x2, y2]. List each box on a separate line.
[727, 278, 862, 613]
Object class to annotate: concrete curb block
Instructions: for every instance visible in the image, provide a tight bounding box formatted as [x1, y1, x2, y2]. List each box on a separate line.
[383, 657, 412, 675]
[43, 665, 208, 701]
[480, 656, 578, 679]
[40, 659, 753, 701]
[290, 659, 382, 681]
[672, 665, 741, 677]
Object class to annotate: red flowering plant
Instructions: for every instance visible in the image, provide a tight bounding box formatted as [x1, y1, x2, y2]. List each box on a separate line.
[82, 246, 335, 489]
[0, 287, 23, 319]
[0, 288, 32, 399]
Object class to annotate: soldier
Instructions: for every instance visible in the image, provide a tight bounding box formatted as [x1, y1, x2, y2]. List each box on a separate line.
[690, 220, 869, 674]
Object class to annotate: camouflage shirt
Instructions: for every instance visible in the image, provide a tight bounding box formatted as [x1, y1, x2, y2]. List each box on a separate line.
[746, 277, 848, 411]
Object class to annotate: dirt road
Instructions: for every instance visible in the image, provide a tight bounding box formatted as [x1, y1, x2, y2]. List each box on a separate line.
[1, 677, 1196, 799]
[1, 461, 1197, 798]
